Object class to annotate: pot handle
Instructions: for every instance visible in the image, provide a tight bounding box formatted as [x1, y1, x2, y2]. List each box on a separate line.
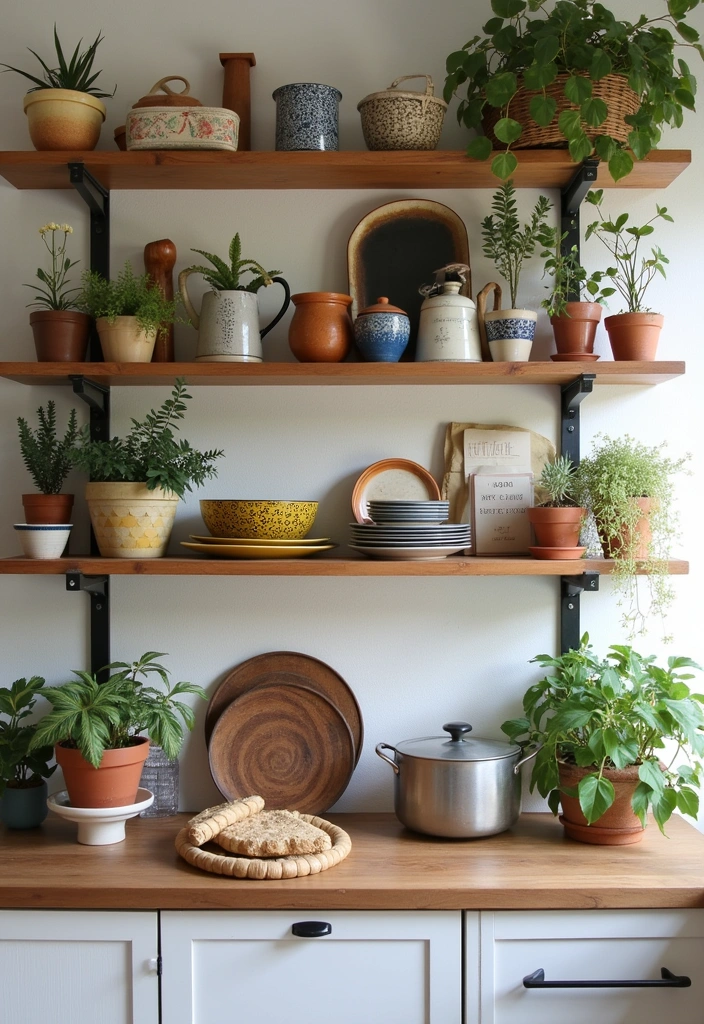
[513, 743, 543, 775]
[259, 276, 291, 339]
[375, 743, 399, 775]
[476, 281, 502, 362]
[177, 267, 200, 329]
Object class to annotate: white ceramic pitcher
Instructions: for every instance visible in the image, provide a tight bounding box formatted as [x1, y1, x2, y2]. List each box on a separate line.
[178, 272, 290, 362]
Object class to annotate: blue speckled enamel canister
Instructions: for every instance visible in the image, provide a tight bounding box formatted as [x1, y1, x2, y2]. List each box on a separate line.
[273, 83, 342, 151]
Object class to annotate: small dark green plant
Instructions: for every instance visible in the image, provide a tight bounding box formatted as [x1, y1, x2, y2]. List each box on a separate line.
[502, 636, 704, 832]
[585, 190, 673, 313]
[69, 378, 223, 498]
[185, 233, 280, 292]
[0, 26, 115, 98]
[538, 225, 609, 318]
[24, 222, 81, 311]
[481, 180, 551, 307]
[535, 454, 580, 507]
[30, 651, 207, 768]
[0, 676, 56, 794]
[444, 0, 702, 182]
[17, 401, 79, 494]
[79, 261, 183, 337]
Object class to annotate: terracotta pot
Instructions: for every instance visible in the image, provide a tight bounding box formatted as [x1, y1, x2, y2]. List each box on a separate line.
[23, 89, 106, 151]
[85, 482, 179, 558]
[604, 313, 663, 360]
[22, 493, 74, 525]
[550, 302, 602, 355]
[288, 292, 353, 362]
[30, 310, 90, 362]
[528, 506, 585, 549]
[558, 761, 645, 845]
[95, 316, 158, 362]
[55, 738, 150, 808]
[597, 496, 652, 560]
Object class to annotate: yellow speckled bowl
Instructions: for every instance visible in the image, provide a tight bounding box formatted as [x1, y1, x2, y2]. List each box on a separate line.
[200, 499, 318, 539]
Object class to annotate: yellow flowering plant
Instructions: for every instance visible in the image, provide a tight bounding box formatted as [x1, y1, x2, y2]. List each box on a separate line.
[24, 222, 81, 311]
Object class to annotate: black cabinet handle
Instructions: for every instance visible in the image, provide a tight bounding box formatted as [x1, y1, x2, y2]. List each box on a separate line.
[523, 967, 691, 989]
[291, 921, 332, 938]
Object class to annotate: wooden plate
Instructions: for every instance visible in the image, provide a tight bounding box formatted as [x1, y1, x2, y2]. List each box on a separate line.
[208, 683, 356, 814]
[351, 458, 441, 523]
[204, 652, 364, 766]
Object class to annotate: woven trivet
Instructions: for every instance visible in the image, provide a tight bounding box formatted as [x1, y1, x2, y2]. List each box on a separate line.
[187, 794, 264, 847]
[176, 814, 352, 879]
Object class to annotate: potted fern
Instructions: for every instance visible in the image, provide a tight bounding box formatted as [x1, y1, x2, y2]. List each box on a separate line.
[0, 676, 56, 829]
[30, 652, 206, 808]
[178, 232, 290, 362]
[528, 455, 586, 558]
[78, 261, 183, 363]
[17, 400, 79, 524]
[69, 378, 223, 558]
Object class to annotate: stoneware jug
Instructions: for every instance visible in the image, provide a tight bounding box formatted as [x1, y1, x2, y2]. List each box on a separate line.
[416, 279, 481, 362]
[178, 272, 291, 362]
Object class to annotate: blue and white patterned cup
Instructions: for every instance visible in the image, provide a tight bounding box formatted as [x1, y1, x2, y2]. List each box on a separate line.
[484, 308, 537, 361]
[273, 83, 342, 151]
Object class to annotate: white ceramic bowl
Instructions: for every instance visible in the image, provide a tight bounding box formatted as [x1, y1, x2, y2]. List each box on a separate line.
[14, 523, 72, 558]
[47, 788, 154, 845]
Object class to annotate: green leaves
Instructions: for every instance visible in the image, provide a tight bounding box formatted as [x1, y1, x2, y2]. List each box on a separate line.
[493, 117, 522, 143]
[79, 261, 182, 337]
[491, 151, 518, 180]
[0, 26, 115, 98]
[608, 148, 634, 182]
[485, 71, 518, 107]
[17, 402, 78, 494]
[467, 136, 493, 160]
[481, 179, 551, 302]
[529, 95, 557, 126]
[578, 774, 615, 824]
[491, 0, 526, 16]
[185, 234, 279, 293]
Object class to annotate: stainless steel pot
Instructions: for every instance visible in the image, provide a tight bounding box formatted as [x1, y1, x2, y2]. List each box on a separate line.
[376, 721, 538, 838]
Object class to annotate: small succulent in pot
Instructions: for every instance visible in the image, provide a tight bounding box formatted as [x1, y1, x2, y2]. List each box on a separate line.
[528, 455, 585, 554]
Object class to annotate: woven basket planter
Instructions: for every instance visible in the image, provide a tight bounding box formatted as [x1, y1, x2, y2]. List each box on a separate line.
[482, 73, 639, 149]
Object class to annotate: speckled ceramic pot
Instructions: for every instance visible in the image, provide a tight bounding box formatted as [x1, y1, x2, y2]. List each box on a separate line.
[273, 83, 342, 151]
[200, 499, 318, 539]
[358, 75, 447, 151]
[353, 297, 410, 362]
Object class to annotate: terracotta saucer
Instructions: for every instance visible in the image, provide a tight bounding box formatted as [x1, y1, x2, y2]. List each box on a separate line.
[529, 546, 586, 560]
[550, 353, 600, 362]
[559, 815, 645, 845]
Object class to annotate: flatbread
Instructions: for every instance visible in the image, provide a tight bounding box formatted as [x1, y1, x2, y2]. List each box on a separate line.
[187, 795, 264, 846]
[214, 809, 333, 857]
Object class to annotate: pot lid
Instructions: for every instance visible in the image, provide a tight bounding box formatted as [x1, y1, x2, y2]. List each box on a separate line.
[132, 76, 203, 108]
[357, 296, 408, 317]
[394, 722, 520, 761]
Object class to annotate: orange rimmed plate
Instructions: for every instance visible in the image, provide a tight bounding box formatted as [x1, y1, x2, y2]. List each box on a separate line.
[351, 458, 441, 524]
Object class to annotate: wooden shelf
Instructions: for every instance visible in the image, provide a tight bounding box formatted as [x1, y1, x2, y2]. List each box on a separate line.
[0, 149, 691, 192]
[0, 360, 686, 388]
[0, 556, 689, 577]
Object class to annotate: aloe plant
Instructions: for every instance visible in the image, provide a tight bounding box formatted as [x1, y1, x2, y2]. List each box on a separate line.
[0, 26, 116, 98]
[185, 233, 280, 292]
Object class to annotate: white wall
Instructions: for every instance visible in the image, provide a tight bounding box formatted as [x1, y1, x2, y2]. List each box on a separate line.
[0, 0, 701, 816]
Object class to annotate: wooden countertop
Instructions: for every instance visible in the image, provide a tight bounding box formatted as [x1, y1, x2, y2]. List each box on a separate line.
[2, 813, 704, 911]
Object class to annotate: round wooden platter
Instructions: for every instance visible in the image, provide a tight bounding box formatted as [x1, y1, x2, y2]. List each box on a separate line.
[208, 682, 356, 814]
[175, 813, 352, 879]
[204, 651, 364, 764]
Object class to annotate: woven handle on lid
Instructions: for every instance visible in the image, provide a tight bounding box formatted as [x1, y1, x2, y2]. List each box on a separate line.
[149, 76, 191, 96]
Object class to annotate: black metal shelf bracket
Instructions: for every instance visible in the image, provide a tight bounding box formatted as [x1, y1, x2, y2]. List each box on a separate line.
[560, 158, 599, 295]
[66, 571, 110, 680]
[560, 571, 599, 654]
[68, 162, 109, 360]
[70, 376, 110, 442]
[561, 373, 595, 466]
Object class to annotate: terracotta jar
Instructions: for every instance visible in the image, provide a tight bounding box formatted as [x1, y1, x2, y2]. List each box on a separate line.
[550, 301, 602, 360]
[22, 493, 74, 525]
[30, 310, 90, 362]
[288, 292, 353, 362]
[597, 496, 652, 560]
[558, 761, 645, 845]
[604, 312, 663, 360]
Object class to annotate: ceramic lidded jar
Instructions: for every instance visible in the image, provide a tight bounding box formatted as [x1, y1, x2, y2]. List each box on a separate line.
[416, 281, 482, 362]
[273, 83, 342, 151]
[353, 297, 411, 362]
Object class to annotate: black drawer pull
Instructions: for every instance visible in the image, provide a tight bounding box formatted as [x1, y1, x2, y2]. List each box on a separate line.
[291, 921, 332, 938]
[523, 967, 691, 989]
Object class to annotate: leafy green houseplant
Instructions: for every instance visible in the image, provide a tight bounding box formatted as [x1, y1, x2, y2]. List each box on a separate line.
[0, 676, 56, 829]
[25, 223, 91, 361]
[183, 233, 281, 293]
[502, 636, 704, 843]
[444, 0, 702, 182]
[574, 433, 690, 639]
[17, 400, 79, 525]
[30, 652, 206, 808]
[528, 455, 586, 555]
[0, 27, 115, 151]
[69, 378, 223, 558]
[537, 224, 606, 356]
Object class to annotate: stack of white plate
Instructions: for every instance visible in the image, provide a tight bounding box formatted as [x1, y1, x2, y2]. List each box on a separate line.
[367, 499, 449, 524]
[350, 507, 470, 561]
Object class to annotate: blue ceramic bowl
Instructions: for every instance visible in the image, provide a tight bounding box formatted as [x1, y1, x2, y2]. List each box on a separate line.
[353, 312, 410, 362]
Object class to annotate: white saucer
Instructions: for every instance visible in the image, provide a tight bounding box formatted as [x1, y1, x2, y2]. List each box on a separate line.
[47, 788, 154, 845]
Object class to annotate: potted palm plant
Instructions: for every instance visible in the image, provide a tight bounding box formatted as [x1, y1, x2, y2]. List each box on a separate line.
[178, 232, 290, 361]
[502, 636, 704, 845]
[69, 378, 223, 558]
[538, 226, 609, 359]
[0, 26, 115, 151]
[24, 222, 90, 361]
[0, 675, 56, 829]
[528, 455, 586, 558]
[30, 651, 206, 808]
[79, 261, 183, 363]
[574, 433, 690, 639]
[443, 0, 702, 182]
[477, 180, 551, 361]
[585, 190, 673, 359]
[17, 400, 79, 524]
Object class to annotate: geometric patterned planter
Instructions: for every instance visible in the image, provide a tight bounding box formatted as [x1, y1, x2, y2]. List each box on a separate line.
[85, 482, 179, 558]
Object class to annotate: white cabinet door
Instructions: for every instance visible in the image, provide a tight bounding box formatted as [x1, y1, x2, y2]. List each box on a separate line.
[0, 910, 159, 1024]
[161, 910, 462, 1024]
[475, 909, 704, 1024]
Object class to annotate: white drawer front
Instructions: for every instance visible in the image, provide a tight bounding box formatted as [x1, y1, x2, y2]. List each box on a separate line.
[476, 910, 704, 1024]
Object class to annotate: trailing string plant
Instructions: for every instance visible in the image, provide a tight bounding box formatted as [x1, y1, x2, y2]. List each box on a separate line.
[17, 401, 79, 494]
[184, 233, 281, 292]
[443, 0, 703, 182]
[481, 180, 551, 307]
[0, 25, 116, 97]
[537, 225, 612, 318]
[78, 261, 183, 337]
[69, 378, 223, 498]
[24, 222, 81, 311]
[0, 676, 55, 794]
[30, 651, 207, 768]
[501, 636, 704, 832]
